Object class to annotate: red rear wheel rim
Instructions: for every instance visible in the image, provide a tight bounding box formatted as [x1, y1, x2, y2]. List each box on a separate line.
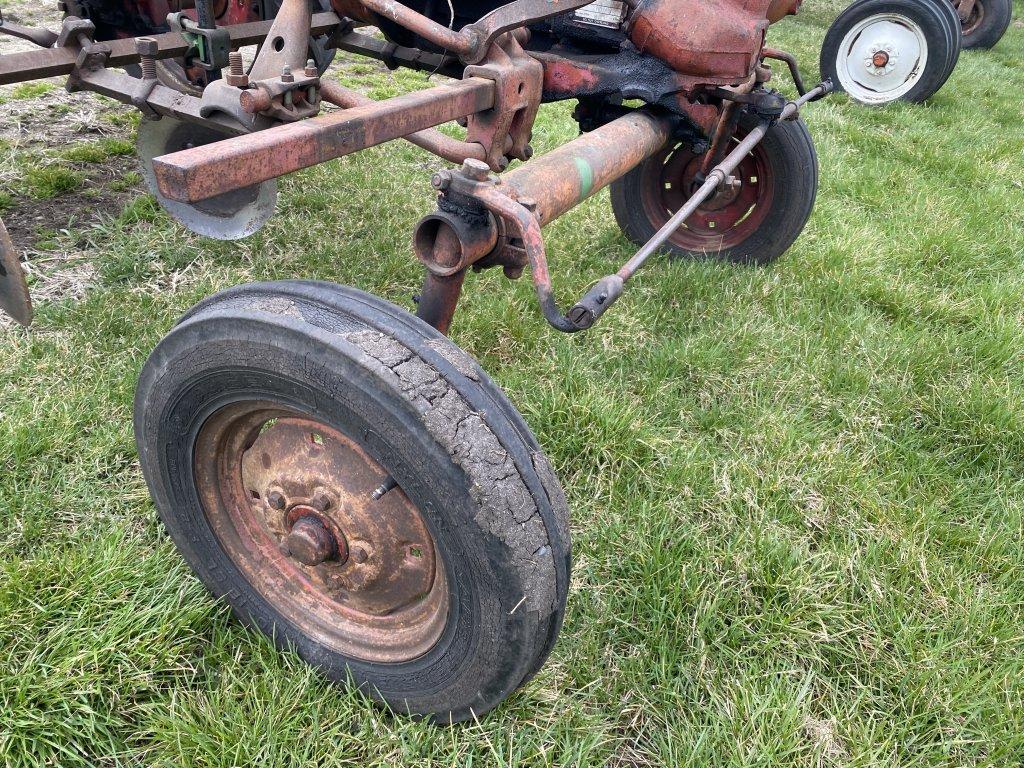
[639, 129, 775, 253]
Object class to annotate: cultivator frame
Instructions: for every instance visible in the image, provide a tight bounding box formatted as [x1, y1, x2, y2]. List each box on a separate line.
[0, 0, 830, 333]
[0, 0, 844, 722]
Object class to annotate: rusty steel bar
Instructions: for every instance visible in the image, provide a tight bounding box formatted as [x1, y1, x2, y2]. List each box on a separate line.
[153, 77, 496, 203]
[319, 81, 485, 164]
[0, 11, 342, 85]
[358, 0, 478, 57]
[500, 111, 673, 226]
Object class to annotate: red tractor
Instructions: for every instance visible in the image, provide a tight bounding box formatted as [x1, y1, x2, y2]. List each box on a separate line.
[0, 0, 831, 720]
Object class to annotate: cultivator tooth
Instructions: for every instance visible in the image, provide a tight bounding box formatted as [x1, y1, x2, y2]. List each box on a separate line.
[0, 217, 33, 326]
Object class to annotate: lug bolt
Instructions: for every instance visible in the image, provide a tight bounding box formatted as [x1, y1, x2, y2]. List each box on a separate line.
[267, 490, 286, 510]
[281, 64, 294, 83]
[304, 57, 318, 78]
[351, 546, 369, 564]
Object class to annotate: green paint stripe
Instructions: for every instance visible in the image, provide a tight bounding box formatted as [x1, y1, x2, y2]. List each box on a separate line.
[574, 156, 593, 201]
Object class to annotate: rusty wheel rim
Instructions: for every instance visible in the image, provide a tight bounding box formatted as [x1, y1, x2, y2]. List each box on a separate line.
[961, 1, 985, 36]
[640, 132, 775, 253]
[194, 403, 449, 663]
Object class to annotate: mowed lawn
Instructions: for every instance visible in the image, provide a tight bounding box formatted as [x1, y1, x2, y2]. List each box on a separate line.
[1, 2, 1023, 765]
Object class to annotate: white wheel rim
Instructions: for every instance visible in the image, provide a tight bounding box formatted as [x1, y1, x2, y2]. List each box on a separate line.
[836, 13, 929, 104]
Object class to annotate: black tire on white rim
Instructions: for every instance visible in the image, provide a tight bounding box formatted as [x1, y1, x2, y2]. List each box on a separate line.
[821, 0, 962, 105]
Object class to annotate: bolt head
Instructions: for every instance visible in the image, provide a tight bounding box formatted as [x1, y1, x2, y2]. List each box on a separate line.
[135, 36, 158, 57]
[431, 171, 451, 191]
[460, 158, 491, 182]
[267, 490, 286, 510]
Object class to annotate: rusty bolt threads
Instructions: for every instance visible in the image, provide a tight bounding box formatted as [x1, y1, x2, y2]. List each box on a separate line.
[460, 158, 491, 182]
[267, 490, 286, 510]
[280, 64, 294, 83]
[304, 58, 318, 78]
[285, 516, 338, 566]
[136, 37, 158, 81]
[226, 50, 248, 88]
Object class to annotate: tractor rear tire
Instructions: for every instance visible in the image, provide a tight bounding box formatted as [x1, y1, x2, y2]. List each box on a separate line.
[959, 0, 1012, 49]
[821, 0, 962, 105]
[610, 113, 818, 265]
[134, 280, 571, 722]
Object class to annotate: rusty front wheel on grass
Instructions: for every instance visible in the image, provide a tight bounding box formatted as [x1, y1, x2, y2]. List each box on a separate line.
[134, 280, 570, 722]
[610, 113, 819, 265]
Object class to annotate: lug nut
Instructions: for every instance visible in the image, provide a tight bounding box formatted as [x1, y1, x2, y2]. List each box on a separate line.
[311, 489, 332, 512]
[281, 64, 294, 83]
[267, 490, 286, 510]
[304, 58, 318, 78]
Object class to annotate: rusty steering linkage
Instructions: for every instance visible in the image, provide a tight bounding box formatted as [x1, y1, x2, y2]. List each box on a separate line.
[416, 82, 831, 334]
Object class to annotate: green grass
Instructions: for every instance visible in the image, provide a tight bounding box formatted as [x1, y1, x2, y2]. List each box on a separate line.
[2, 2, 1024, 765]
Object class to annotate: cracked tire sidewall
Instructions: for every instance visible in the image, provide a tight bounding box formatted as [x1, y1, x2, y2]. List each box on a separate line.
[134, 282, 570, 722]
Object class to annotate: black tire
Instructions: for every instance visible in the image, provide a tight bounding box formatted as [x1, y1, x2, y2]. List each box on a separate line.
[821, 0, 962, 105]
[610, 112, 818, 265]
[960, 0, 1012, 49]
[134, 280, 571, 722]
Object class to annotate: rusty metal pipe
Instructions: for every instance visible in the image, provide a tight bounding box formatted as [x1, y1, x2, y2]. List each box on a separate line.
[319, 81, 485, 164]
[152, 77, 495, 203]
[358, 0, 478, 57]
[761, 47, 807, 95]
[415, 271, 467, 334]
[500, 111, 672, 226]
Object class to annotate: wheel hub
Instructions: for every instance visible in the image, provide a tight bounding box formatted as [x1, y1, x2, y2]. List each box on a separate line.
[194, 405, 449, 662]
[869, 47, 894, 71]
[838, 14, 928, 103]
[283, 511, 346, 566]
[640, 133, 773, 251]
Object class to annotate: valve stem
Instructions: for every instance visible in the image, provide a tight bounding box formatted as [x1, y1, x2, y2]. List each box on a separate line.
[371, 476, 399, 500]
